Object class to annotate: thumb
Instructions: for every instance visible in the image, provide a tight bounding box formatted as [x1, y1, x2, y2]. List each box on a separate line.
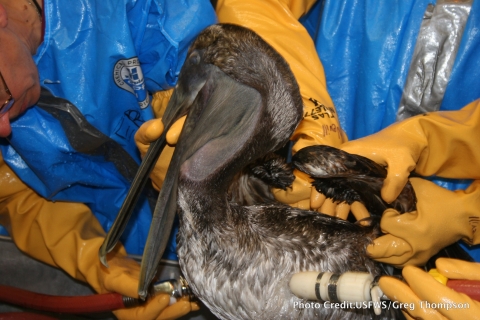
[135, 119, 165, 155]
[166, 115, 186, 145]
[381, 169, 411, 204]
[158, 299, 198, 320]
[381, 153, 416, 203]
[366, 233, 412, 262]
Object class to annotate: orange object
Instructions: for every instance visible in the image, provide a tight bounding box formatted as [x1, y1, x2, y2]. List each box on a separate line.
[0, 285, 129, 314]
[447, 280, 480, 301]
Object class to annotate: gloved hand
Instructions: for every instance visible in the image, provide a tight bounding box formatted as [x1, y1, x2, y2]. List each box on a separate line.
[0, 156, 198, 320]
[379, 259, 480, 320]
[341, 100, 480, 204]
[272, 174, 370, 221]
[134, 115, 185, 190]
[367, 178, 480, 267]
[137, 89, 178, 190]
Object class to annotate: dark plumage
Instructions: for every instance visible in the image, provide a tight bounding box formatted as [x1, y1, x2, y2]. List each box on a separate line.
[228, 153, 295, 205]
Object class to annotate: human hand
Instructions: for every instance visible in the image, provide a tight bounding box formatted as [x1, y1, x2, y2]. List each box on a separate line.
[134, 116, 186, 190]
[101, 248, 199, 320]
[341, 102, 480, 204]
[367, 178, 480, 267]
[272, 169, 369, 220]
[379, 259, 480, 320]
[340, 126, 421, 205]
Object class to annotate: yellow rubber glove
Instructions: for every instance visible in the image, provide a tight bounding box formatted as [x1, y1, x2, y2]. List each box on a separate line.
[143, 89, 176, 190]
[341, 99, 480, 204]
[278, 0, 318, 20]
[134, 114, 185, 191]
[367, 178, 480, 267]
[0, 155, 198, 320]
[379, 260, 480, 320]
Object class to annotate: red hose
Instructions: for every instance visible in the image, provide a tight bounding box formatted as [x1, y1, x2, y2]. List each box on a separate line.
[0, 312, 57, 320]
[0, 285, 128, 314]
[447, 279, 480, 301]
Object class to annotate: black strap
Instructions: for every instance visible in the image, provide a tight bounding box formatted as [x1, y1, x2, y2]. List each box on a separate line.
[31, 0, 43, 18]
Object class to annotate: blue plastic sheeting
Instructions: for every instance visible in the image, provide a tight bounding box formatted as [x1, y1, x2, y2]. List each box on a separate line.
[301, 0, 480, 139]
[300, 0, 480, 260]
[0, 0, 216, 259]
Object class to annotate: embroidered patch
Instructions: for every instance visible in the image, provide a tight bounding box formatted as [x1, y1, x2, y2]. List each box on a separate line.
[114, 57, 149, 109]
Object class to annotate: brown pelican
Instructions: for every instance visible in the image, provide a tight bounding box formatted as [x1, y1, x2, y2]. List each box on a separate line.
[99, 24, 466, 319]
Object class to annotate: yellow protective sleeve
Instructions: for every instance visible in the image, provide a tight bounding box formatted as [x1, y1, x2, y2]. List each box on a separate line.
[216, 0, 346, 152]
[278, 0, 318, 20]
[0, 155, 111, 290]
[410, 99, 480, 178]
[341, 99, 480, 204]
[0, 154, 196, 319]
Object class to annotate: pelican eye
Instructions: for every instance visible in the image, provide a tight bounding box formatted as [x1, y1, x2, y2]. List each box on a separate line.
[189, 51, 200, 65]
